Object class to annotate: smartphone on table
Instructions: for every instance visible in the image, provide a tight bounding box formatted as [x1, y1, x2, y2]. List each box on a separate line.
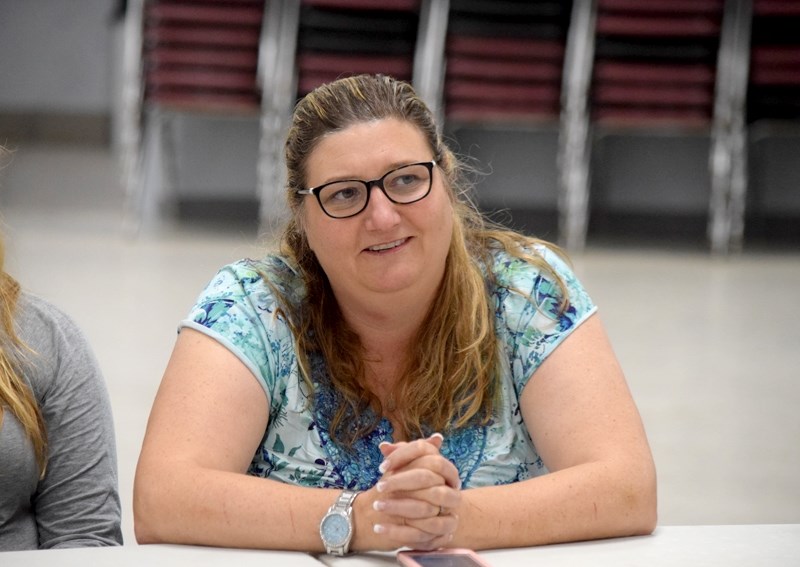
[397, 549, 492, 567]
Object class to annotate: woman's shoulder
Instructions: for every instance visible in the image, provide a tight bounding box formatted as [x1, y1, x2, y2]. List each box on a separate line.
[488, 240, 572, 286]
[208, 255, 303, 299]
[487, 238, 595, 320]
[13, 292, 101, 398]
[188, 254, 304, 336]
[14, 292, 86, 349]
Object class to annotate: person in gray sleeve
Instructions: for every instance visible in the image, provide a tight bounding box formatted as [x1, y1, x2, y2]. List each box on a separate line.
[0, 235, 122, 550]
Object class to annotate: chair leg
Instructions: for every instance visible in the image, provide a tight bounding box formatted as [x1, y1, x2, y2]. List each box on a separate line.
[258, 0, 301, 238]
[120, 0, 145, 237]
[257, 112, 288, 240]
[708, 0, 753, 254]
[128, 110, 168, 234]
[557, 0, 597, 252]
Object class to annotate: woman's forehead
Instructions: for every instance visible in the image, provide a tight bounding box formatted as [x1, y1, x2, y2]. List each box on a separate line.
[306, 119, 431, 180]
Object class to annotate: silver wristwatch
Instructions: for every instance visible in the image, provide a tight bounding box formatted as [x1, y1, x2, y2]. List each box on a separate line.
[319, 489, 360, 555]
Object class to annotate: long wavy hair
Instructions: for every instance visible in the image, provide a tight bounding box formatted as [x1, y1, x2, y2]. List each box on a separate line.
[0, 234, 47, 476]
[275, 74, 567, 445]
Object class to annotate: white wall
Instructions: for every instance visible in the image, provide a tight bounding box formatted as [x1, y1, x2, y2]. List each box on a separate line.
[0, 0, 117, 113]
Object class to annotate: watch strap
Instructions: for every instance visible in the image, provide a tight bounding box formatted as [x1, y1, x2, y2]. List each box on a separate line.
[322, 489, 360, 555]
[333, 489, 359, 513]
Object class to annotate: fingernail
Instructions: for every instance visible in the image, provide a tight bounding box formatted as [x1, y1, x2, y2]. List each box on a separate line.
[378, 460, 390, 474]
[373, 500, 386, 511]
[429, 432, 444, 441]
[376, 481, 387, 492]
[373, 524, 386, 534]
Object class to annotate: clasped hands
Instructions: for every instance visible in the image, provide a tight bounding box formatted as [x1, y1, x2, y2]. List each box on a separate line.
[358, 433, 462, 551]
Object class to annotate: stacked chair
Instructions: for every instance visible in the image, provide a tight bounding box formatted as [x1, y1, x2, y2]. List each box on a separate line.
[119, 1, 790, 251]
[557, 0, 752, 252]
[748, 1, 800, 123]
[744, 0, 800, 242]
[119, 0, 278, 233]
[294, 0, 420, 97]
[423, 0, 573, 237]
[441, 0, 572, 124]
[590, 0, 723, 127]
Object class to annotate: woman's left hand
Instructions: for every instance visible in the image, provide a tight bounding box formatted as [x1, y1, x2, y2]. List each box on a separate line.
[371, 433, 462, 550]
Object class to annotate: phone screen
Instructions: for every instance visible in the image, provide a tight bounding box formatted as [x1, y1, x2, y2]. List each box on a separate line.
[402, 552, 485, 567]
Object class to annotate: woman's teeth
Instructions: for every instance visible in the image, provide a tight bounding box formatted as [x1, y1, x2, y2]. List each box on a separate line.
[368, 239, 405, 252]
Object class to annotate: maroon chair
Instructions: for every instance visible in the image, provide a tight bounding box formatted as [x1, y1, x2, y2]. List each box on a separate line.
[294, 0, 421, 97]
[590, 0, 725, 128]
[443, 0, 571, 124]
[748, 0, 800, 121]
[444, 35, 564, 122]
[557, 0, 755, 253]
[142, 1, 264, 112]
[742, 0, 800, 245]
[120, 0, 277, 234]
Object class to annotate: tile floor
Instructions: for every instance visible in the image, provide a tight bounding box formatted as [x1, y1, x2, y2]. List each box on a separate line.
[1, 143, 798, 545]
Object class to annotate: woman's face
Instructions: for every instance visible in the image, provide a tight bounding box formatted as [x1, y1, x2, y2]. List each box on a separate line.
[301, 118, 454, 308]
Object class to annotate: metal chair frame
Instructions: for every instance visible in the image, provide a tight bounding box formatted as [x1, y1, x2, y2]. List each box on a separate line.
[557, 0, 752, 253]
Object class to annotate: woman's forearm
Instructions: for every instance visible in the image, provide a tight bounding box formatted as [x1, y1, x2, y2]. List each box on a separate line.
[134, 464, 339, 550]
[454, 458, 657, 550]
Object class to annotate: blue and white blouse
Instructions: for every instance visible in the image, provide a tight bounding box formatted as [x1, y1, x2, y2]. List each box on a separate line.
[182, 245, 596, 490]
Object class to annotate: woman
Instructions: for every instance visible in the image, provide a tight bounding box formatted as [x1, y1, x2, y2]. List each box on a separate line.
[134, 74, 656, 553]
[0, 232, 122, 550]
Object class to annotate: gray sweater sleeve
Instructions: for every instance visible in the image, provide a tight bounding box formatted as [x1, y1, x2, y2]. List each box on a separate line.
[16, 293, 123, 548]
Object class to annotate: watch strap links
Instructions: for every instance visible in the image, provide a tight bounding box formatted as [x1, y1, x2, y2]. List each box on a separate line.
[322, 489, 360, 555]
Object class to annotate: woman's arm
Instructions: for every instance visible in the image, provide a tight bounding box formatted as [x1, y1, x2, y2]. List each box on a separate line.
[134, 328, 455, 551]
[24, 297, 122, 548]
[135, 327, 331, 549]
[451, 313, 656, 549]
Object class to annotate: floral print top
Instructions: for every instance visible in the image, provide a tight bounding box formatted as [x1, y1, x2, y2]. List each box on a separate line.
[182, 245, 596, 490]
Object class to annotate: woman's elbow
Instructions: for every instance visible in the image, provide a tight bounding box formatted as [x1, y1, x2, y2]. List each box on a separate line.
[627, 461, 658, 536]
[133, 470, 172, 544]
[133, 494, 162, 543]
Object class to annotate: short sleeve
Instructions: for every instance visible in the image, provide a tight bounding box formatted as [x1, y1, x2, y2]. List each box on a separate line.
[180, 257, 301, 409]
[493, 246, 597, 395]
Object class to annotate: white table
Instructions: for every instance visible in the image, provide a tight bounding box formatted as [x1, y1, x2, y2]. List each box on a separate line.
[315, 524, 800, 567]
[0, 543, 325, 566]
[3, 525, 798, 566]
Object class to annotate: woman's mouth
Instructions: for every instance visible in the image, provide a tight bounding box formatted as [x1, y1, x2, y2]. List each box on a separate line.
[366, 238, 408, 252]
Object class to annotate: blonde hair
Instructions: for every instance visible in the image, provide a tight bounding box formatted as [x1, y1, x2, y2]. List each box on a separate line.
[276, 74, 567, 445]
[0, 235, 47, 476]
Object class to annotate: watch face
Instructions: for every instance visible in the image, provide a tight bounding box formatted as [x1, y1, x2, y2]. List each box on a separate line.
[321, 512, 350, 546]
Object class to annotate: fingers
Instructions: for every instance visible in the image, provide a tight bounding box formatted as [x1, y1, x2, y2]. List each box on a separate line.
[379, 433, 443, 462]
[380, 455, 461, 492]
[370, 434, 462, 550]
[379, 434, 461, 490]
[373, 483, 461, 519]
[373, 511, 459, 550]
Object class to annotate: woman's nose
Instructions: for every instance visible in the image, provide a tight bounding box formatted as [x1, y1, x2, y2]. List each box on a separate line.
[363, 186, 401, 230]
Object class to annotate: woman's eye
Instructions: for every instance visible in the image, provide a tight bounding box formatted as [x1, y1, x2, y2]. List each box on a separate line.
[389, 173, 421, 189]
[326, 185, 361, 203]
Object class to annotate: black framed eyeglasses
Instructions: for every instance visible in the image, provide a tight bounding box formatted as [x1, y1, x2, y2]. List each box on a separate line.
[296, 160, 436, 219]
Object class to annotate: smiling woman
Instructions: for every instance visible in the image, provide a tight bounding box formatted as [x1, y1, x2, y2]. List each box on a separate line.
[301, 118, 453, 307]
[133, 74, 657, 555]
